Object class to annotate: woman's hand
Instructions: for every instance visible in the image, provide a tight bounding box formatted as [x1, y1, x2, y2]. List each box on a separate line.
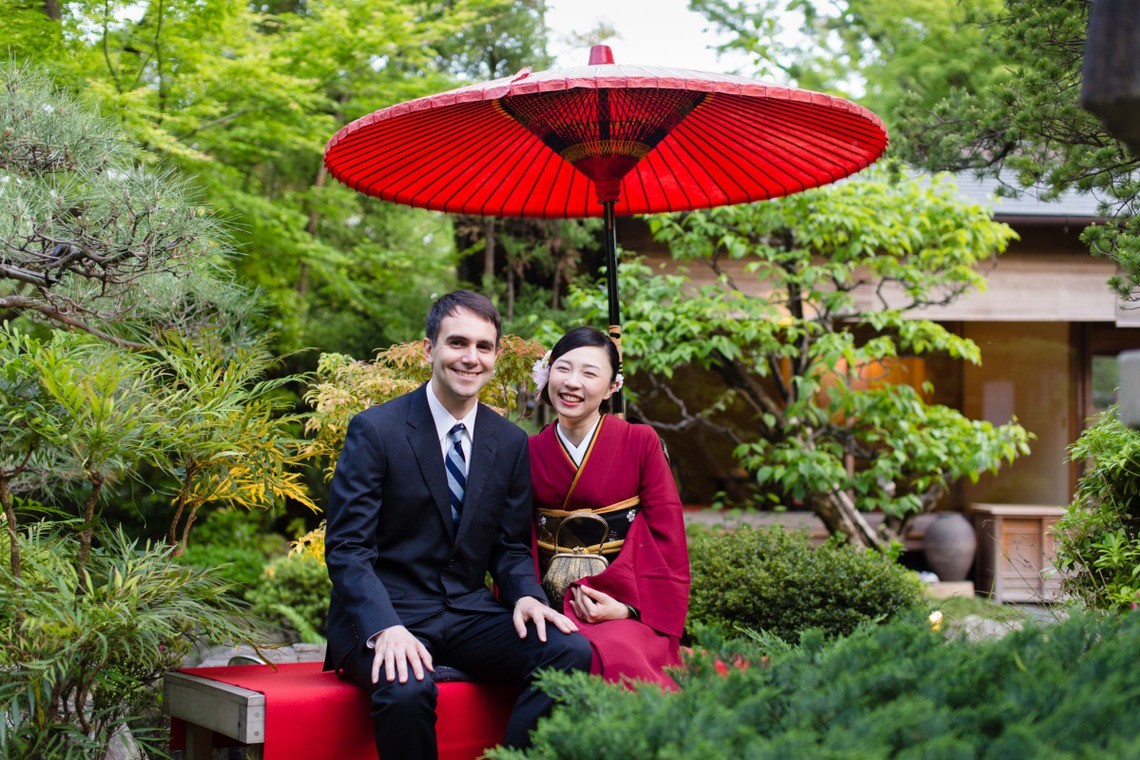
[568, 584, 631, 623]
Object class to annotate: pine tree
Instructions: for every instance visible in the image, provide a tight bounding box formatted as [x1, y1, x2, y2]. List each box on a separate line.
[0, 63, 245, 347]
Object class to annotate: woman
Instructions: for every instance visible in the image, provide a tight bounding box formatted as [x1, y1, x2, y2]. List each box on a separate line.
[529, 327, 690, 689]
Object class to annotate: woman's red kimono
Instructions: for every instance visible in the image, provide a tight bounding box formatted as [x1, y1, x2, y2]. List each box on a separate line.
[530, 415, 690, 689]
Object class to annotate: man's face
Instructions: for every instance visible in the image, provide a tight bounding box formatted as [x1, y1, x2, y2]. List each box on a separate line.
[423, 307, 500, 415]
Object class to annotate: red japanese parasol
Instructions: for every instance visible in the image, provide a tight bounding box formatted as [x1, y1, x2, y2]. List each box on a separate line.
[325, 45, 888, 412]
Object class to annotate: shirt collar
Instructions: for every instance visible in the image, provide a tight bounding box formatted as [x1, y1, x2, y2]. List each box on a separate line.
[426, 380, 478, 442]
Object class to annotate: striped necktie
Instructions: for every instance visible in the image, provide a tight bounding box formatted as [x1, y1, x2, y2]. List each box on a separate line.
[445, 423, 467, 524]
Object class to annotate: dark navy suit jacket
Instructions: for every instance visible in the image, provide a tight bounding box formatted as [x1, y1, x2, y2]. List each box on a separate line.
[323, 384, 544, 671]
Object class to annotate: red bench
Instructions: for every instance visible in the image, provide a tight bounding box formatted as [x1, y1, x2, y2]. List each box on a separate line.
[165, 662, 522, 759]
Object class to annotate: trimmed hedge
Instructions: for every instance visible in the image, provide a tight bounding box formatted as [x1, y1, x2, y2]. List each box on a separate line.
[686, 524, 926, 642]
[490, 611, 1140, 759]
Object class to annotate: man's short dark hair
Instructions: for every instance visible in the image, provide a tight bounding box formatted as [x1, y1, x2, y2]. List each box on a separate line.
[425, 290, 502, 344]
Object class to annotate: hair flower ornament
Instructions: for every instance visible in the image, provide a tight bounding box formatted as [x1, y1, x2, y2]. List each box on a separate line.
[531, 351, 552, 392]
[614, 373, 624, 391]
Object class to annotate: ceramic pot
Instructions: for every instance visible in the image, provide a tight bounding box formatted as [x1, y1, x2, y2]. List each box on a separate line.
[923, 512, 977, 582]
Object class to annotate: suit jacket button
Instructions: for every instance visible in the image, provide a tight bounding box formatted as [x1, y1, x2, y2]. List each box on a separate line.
[445, 559, 456, 569]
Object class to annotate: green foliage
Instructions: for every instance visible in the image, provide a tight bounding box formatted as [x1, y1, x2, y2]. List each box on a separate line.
[429, 0, 551, 79]
[738, 385, 1031, 517]
[697, 0, 1140, 391]
[247, 551, 332, 644]
[897, 0, 1099, 188]
[686, 524, 925, 642]
[0, 521, 260, 758]
[0, 62, 245, 346]
[692, 0, 1008, 138]
[0, 327, 49, 576]
[491, 610, 1140, 759]
[0, 326, 314, 556]
[1055, 410, 1140, 611]
[179, 541, 271, 596]
[1, 327, 170, 567]
[0, 2, 63, 66]
[145, 333, 318, 552]
[460, 215, 602, 327]
[554, 171, 1030, 548]
[694, 1, 1140, 303]
[0, 55, 321, 755]
[6, 0, 553, 357]
[177, 508, 285, 591]
[880, 0, 1140, 303]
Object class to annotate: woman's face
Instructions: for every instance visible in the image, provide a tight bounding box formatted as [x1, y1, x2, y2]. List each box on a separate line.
[547, 345, 618, 425]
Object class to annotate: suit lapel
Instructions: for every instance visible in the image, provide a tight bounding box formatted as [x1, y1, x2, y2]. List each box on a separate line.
[457, 405, 500, 538]
[406, 386, 456, 537]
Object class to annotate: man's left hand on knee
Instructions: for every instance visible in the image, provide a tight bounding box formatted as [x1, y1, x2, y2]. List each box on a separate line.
[512, 596, 579, 641]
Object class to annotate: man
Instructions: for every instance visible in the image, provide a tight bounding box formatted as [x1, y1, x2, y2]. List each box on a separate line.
[324, 290, 591, 759]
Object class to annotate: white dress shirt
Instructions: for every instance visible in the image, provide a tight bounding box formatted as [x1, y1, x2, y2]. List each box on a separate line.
[426, 379, 478, 473]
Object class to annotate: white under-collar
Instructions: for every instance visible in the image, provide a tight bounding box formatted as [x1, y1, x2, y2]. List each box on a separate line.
[556, 416, 601, 467]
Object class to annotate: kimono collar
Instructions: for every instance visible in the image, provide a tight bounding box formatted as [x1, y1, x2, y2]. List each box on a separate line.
[556, 415, 603, 467]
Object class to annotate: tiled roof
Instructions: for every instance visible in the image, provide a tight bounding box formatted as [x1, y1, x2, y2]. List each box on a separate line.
[947, 173, 1105, 220]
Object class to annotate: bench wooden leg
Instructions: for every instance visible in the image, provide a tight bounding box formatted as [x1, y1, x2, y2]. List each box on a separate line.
[183, 722, 213, 760]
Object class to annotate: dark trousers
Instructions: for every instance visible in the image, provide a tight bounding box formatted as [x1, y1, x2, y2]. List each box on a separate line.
[339, 606, 592, 760]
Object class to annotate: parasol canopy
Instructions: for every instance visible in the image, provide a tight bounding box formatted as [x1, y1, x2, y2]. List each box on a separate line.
[324, 45, 889, 411]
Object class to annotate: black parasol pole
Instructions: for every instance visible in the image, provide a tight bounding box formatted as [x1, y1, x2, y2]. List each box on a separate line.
[603, 200, 624, 416]
[594, 84, 626, 416]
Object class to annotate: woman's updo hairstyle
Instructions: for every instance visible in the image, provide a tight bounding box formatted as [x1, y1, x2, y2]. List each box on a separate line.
[540, 326, 621, 414]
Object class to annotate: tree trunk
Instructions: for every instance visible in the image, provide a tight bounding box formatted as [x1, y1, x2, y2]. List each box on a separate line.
[506, 265, 515, 322]
[77, 472, 104, 567]
[168, 494, 187, 551]
[552, 256, 564, 310]
[1, 476, 19, 580]
[482, 218, 496, 293]
[167, 468, 198, 553]
[300, 163, 328, 299]
[42, 0, 61, 20]
[811, 490, 887, 552]
[178, 503, 203, 554]
[154, 0, 167, 121]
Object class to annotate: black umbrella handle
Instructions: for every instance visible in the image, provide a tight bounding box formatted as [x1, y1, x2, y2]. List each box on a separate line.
[603, 201, 624, 416]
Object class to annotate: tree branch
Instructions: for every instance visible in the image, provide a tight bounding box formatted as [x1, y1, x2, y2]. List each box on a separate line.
[0, 295, 148, 348]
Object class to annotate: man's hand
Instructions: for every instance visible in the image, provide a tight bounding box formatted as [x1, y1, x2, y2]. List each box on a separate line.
[568, 585, 630, 624]
[513, 595, 579, 641]
[371, 625, 434, 685]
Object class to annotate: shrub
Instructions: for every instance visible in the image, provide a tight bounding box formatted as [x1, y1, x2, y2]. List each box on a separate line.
[686, 524, 925, 642]
[180, 542, 270, 594]
[490, 611, 1140, 759]
[246, 551, 331, 643]
[1055, 411, 1140, 610]
[0, 521, 258, 758]
[177, 508, 285, 591]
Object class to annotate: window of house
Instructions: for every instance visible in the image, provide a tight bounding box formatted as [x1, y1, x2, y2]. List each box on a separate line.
[1091, 354, 1119, 415]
